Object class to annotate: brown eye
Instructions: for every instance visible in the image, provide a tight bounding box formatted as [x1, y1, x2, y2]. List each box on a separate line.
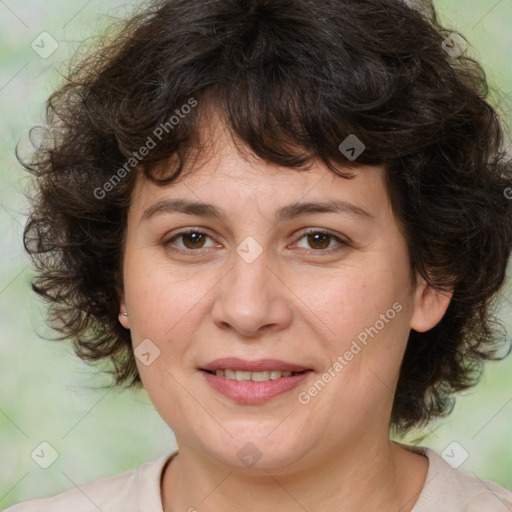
[181, 232, 207, 249]
[294, 230, 348, 253]
[306, 232, 331, 250]
[164, 230, 216, 252]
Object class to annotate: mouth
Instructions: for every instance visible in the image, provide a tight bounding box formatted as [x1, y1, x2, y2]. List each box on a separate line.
[202, 368, 306, 381]
[199, 358, 314, 404]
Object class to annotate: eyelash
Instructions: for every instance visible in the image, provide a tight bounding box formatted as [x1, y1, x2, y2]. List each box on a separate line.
[163, 228, 349, 255]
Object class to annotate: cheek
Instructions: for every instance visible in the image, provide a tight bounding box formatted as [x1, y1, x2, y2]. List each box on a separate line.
[123, 255, 217, 354]
[296, 265, 411, 418]
[308, 264, 405, 339]
[298, 252, 413, 388]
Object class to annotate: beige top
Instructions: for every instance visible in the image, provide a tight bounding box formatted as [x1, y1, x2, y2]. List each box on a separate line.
[5, 446, 512, 511]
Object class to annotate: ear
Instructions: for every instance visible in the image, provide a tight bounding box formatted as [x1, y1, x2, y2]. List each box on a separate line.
[410, 275, 452, 332]
[116, 286, 130, 329]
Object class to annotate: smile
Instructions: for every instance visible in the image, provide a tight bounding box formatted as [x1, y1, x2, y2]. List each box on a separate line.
[201, 368, 313, 404]
[205, 369, 301, 381]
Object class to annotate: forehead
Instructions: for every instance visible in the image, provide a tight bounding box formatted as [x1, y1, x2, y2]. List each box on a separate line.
[128, 109, 389, 219]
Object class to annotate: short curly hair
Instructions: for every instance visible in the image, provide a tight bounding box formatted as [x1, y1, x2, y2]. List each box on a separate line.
[19, 0, 512, 432]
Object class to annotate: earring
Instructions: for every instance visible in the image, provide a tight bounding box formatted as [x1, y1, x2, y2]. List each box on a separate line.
[122, 313, 128, 317]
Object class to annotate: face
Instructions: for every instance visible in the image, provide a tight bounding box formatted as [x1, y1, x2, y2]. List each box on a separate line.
[118, 112, 450, 472]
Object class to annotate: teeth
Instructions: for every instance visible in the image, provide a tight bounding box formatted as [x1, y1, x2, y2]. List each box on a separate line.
[212, 369, 298, 381]
[235, 370, 252, 381]
[251, 371, 269, 382]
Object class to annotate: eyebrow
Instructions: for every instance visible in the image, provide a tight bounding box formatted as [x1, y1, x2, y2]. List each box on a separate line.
[140, 198, 373, 224]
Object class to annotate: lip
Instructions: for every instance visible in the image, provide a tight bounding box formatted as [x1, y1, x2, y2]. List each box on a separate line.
[200, 357, 311, 373]
[201, 370, 313, 404]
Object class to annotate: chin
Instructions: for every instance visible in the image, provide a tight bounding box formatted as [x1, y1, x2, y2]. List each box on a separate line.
[203, 434, 309, 471]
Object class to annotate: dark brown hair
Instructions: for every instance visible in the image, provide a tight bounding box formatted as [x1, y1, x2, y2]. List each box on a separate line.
[19, 0, 512, 432]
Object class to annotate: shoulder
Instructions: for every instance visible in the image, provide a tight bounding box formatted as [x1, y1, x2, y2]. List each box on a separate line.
[3, 452, 175, 512]
[411, 446, 512, 512]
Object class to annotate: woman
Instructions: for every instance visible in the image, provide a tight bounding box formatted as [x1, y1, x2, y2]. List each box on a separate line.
[8, 0, 512, 510]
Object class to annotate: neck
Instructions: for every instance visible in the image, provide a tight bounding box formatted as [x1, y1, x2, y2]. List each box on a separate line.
[161, 438, 428, 512]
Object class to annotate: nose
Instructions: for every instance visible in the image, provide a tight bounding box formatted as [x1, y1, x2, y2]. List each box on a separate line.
[210, 245, 294, 339]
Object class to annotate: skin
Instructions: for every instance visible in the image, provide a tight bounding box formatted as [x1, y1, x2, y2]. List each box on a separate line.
[118, 110, 451, 512]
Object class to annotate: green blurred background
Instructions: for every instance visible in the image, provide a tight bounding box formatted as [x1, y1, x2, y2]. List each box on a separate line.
[0, 0, 511, 508]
